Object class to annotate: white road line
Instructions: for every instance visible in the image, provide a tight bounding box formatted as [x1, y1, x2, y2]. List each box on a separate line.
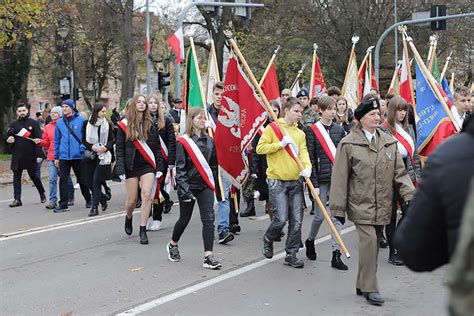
[116, 225, 356, 316]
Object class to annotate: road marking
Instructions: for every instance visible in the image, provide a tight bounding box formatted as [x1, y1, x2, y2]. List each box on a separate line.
[116, 225, 356, 315]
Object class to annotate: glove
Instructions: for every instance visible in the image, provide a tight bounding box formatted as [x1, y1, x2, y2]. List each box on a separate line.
[280, 135, 292, 148]
[251, 174, 258, 179]
[119, 174, 126, 182]
[156, 171, 163, 179]
[334, 216, 345, 225]
[299, 168, 311, 178]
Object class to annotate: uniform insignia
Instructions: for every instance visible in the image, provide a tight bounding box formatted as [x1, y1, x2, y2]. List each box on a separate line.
[386, 152, 392, 160]
[373, 101, 377, 108]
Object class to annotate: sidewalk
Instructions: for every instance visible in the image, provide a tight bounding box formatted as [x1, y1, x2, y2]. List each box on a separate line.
[0, 159, 50, 186]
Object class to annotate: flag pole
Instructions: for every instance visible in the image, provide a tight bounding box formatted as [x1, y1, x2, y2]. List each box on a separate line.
[190, 37, 226, 200]
[450, 72, 455, 92]
[404, 33, 458, 130]
[309, 43, 318, 98]
[259, 45, 281, 86]
[205, 37, 220, 103]
[387, 60, 401, 94]
[401, 30, 416, 110]
[427, 35, 438, 73]
[439, 51, 453, 82]
[341, 35, 359, 96]
[226, 32, 350, 259]
[289, 63, 306, 90]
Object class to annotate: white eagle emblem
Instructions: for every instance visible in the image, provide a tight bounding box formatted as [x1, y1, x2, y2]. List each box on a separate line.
[219, 96, 240, 138]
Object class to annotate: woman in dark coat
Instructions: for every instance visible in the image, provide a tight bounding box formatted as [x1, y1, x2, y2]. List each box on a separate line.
[82, 103, 114, 217]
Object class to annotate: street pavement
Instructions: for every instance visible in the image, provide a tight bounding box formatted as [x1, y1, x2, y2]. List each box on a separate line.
[0, 180, 448, 315]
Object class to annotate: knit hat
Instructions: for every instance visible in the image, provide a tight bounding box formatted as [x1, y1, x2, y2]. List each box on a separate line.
[50, 106, 63, 117]
[354, 98, 380, 120]
[62, 99, 76, 112]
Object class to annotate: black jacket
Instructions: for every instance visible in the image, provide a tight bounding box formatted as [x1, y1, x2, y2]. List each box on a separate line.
[169, 108, 180, 125]
[175, 134, 218, 200]
[152, 113, 176, 166]
[251, 131, 269, 200]
[395, 131, 474, 272]
[306, 122, 346, 187]
[115, 124, 164, 176]
[6, 117, 43, 170]
[207, 103, 219, 125]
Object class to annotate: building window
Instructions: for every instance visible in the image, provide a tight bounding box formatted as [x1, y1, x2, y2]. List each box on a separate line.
[39, 102, 46, 111]
[37, 79, 44, 90]
[114, 79, 120, 91]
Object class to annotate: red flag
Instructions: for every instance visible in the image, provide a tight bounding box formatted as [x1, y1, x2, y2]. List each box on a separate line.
[214, 56, 268, 186]
[400, 37, 415, 106]
[261, 63, 280, 102]
[167, 27, 184, 63]
[310, 55, 327, 98]
[357, 60, 367, 102]
[370, 65, 378, 89]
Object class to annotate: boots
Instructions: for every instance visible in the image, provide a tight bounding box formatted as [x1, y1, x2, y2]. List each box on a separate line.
[310, 201, 315, 215]
[124, 215, 133, 235]
[240, 199, 256, 217]
[139, 225, 148, 245]
[331, 250, 348, 270]
[388, 249, 404, 265]
[88, 206, 99, 217]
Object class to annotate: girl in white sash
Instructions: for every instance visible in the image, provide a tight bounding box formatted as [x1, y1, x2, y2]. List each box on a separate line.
[115, 95, 164, 245]
[167, 108, 221, 269]
[381, 96, 421, 265]
[303, 96, 348, 270]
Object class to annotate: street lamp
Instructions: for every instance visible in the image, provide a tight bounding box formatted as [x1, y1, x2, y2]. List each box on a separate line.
[57, 23, 86, 102]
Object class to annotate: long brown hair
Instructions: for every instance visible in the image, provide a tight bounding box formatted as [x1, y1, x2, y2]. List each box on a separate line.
[147, 94, 165, 130]
[185, 107, 207, 136]
[125, 95, 152, 141]
[335, 96, 349, 124]
[386, 95, 408, 133]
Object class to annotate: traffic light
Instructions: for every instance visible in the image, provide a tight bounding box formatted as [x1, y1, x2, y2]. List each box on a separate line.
[158, 71, 171, 90]
[431, 5, 447, 31]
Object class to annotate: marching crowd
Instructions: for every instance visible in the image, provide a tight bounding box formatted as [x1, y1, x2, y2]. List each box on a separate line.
[4, 83, 473, 307]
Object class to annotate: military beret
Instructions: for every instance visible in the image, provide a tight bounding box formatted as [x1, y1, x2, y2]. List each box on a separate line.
[296, 89, 309, 98]
[354, 98, 380, 120]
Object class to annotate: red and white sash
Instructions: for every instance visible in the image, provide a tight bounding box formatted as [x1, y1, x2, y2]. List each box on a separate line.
[118, 119, 161, 198]
[159, 136, 168, 162]
[309, 121, 337, 164]
[268, 122, 299, 161]
[257, 125, 264, 136]
[394, 123, 415, 169]
[177, 134, 216, 192]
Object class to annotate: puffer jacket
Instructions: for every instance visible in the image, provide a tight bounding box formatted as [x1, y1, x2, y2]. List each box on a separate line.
[306, 122, 346, 187]
[175, 133, 218, 200]
[54, 113, 85, 160]
[329, 126, 414, 225]
[115, 123, 164, 176]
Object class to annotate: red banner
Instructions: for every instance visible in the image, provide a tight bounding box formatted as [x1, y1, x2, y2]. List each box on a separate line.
[214, 56, 268, 186]
[261, 63, 280, 102]
[310, 55, 327, 98]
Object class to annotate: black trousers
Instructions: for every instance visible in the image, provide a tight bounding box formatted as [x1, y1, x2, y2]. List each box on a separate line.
[229, 189, 240, 225]
[86, 162, 105, 208]
[12, 168, 45, 201]
[58, 160, 91, 208]
[172, 188, 215, 252]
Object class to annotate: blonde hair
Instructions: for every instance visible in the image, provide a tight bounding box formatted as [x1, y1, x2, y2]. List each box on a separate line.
[125, 95, 152, 141]
[185, 107, 207, 136]
[147, 94, 165, 130]
[335, 96, 349, 124]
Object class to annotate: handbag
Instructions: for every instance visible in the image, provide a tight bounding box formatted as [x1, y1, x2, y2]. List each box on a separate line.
[64, 118, 95, 161]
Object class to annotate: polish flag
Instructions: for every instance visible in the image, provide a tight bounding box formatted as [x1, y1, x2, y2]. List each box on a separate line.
[167, 27, 185, 63]
[16, 128, 31, 138]
[400, 40, 415, 106]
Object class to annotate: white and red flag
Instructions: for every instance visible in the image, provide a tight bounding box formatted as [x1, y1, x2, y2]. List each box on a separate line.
[400, 35, 415, 107]
[16, 128, 31, 138]
[167, 27, 185, 63]
[214, 55, 268, 186]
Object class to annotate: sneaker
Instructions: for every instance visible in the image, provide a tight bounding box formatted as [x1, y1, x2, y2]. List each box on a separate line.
[54, 205, 70, 213]
[262, 235, 273, 259]
[284, 254, 304, 268]
[167, 242, 180, 262]
[305, 239, 317, 261]
[45, 201, 57, 209]
[203, 255, 222, 269]
[149, 220, 162, 231]
[146, 217, 153, 230]
[218, 232, 234, 245]
[229, 224, 241, 234]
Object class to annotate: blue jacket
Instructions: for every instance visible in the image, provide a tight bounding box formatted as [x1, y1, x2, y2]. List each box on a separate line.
[54, 113, 85, 160]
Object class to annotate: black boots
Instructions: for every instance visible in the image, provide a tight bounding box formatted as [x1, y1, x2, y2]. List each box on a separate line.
[305, 239, 317, 260]
[331, 250, 348, 270]
[124, 215, 133, 235]
[139, 225, 148, 245]
[9, 200, 22, 207]
[388, 249, 404, 265]
[100, 196, 108, 212]
[379, 233, 388, 248]
[240, 199, 256, 217]
[310, 201, 315, 215]
[88, 206, 99, 217]
[40, 192, 46, 203]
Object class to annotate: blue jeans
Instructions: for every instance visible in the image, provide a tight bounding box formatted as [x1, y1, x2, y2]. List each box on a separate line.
[48, 161, 74, 203]
[217, 174, 231, 237]
[308, 182, 343, 251]
[265, 179, 304, 255]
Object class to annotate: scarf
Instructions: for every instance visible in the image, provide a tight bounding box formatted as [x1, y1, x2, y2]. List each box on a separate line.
[86, 117, 111, 165]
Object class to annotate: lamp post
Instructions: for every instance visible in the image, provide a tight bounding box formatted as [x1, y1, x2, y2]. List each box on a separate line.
[57, 23, 86, 103]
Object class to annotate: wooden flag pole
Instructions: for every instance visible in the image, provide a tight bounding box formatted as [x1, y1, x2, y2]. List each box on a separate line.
[341, 35, 359, 96]
[227, 35, 350, 259]
[401, 32, 416, 111]
[309, 43, 318, 98]
[205, 37, 220, 103]
[388, 60, 402, 93]
[405, 33, 458, 130]
[190, 37, 226, 200]
[289, 63, 306, 90]
[440, 51, 453, 82]
[259, 45, 281, 86]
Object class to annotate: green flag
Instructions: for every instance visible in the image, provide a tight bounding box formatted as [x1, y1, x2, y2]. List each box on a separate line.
[431, 53, 441, 83]
[185, 45, 204, 110]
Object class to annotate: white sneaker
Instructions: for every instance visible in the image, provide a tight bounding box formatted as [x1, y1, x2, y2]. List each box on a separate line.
[149, 220, 162, 231]
[74, 183, 80, 189]
[146, 217, 153, 230]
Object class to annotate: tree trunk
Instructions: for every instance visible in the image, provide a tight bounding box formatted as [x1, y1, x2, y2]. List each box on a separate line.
[120, 0, 135, 102]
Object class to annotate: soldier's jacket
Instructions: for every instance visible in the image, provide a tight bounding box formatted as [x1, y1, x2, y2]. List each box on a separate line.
[299, 106, 319, 130]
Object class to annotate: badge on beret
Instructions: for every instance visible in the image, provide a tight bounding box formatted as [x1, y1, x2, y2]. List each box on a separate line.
[373, 101, 377, 108]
